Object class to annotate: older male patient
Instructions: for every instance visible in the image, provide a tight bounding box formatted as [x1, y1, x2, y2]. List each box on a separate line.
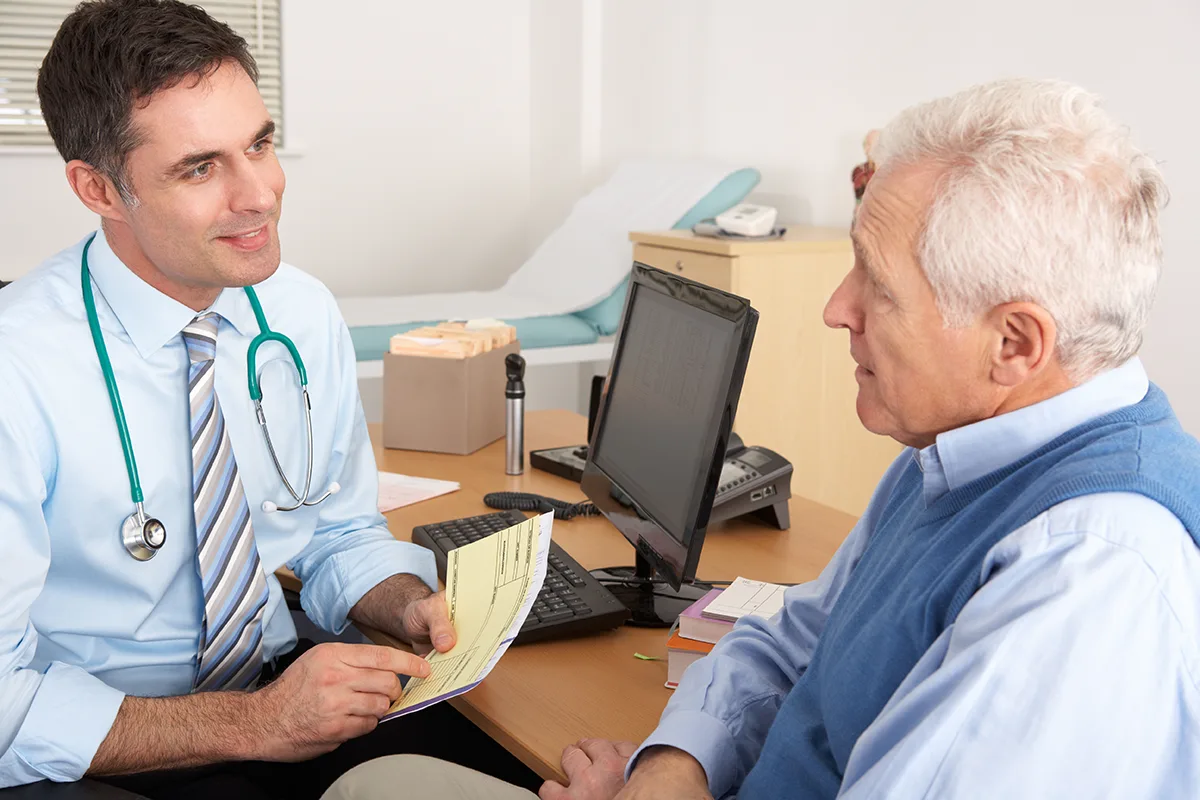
[321, 78, 1200, 800]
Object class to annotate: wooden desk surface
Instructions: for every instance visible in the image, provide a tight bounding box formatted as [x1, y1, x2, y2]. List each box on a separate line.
[303, 410, 857, 782]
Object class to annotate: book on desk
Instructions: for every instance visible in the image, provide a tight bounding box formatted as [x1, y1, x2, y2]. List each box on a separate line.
[666, 578, 788, 688]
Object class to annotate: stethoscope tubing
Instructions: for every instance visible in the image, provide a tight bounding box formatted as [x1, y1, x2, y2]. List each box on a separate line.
[81, 232, 335, 560]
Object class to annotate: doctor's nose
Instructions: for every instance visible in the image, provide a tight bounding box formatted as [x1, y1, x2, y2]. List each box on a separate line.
[229, 163, 278, 217]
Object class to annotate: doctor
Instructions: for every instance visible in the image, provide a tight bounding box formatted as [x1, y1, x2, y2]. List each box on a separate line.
[0, 0, 485, 797]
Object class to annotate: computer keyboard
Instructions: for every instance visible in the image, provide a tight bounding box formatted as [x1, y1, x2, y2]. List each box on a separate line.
[411, 509, 631, 644]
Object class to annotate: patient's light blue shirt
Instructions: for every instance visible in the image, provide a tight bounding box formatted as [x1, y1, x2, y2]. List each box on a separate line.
[636, 356, 1200, 798]
[0, 230, 437, 787]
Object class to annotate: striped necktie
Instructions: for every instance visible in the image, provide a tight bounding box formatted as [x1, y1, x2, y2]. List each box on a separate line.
[183, 313, 270, 691]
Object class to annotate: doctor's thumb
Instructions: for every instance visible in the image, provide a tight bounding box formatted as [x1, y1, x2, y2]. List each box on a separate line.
[431, 618, 456, 652]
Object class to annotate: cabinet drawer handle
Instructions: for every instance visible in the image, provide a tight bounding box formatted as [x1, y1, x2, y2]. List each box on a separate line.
[675, 260, 684, 272]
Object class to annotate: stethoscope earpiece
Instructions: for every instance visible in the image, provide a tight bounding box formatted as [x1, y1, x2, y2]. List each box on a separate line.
[261, 481, 340, 514]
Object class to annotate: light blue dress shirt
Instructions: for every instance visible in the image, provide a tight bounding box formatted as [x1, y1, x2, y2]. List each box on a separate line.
[0, 230, 437, 787]
[635, 356, 1200, 798]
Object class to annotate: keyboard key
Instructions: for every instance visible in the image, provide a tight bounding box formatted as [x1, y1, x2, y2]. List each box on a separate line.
[538, 609, 574, 624]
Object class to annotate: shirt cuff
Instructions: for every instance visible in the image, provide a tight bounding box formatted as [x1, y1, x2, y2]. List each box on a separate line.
[300, 537, 438, 634]
[627, 710, 739, 799]
[4, 662, 125, 786]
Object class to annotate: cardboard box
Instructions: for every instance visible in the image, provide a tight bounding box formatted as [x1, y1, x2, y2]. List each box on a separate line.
[382, 340, 520, 454]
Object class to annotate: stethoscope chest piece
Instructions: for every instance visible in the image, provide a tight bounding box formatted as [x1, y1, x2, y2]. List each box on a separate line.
[122, 504, 166, 561]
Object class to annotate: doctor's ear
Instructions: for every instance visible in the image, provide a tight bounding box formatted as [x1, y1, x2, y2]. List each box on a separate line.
[65, 159, 133, 221]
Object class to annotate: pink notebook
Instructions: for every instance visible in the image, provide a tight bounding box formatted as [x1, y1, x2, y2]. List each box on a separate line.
[678, 588, 733, 644]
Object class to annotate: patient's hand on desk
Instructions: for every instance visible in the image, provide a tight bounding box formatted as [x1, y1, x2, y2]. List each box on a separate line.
[618, 746, 713, 800]
[541, 743, 714, 800]
[539, 739, 637, 800]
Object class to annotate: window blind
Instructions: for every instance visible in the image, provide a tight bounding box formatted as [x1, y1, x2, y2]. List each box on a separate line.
[0, 0, 283, 147]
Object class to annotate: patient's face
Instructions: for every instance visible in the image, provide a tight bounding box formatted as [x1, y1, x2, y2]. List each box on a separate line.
[823, 165, 994, 449]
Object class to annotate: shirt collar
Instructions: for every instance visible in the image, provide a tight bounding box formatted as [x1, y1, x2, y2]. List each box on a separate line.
[85, 228, 259, 360]
[916, 357, 1151, 503]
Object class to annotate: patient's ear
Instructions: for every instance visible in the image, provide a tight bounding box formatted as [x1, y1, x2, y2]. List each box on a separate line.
[986, 302, 1057, 387]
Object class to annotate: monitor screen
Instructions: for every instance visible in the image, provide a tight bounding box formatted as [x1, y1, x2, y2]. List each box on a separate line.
[591, 286, 737, 544]
[583, 263, 757, 587]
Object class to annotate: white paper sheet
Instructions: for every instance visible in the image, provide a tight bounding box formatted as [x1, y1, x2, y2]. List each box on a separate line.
[701, 577, 787, 623]
[336, 159, 744, 328]
[377, 472, 460, 513]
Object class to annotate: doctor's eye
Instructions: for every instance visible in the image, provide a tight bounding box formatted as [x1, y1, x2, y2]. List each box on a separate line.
[189, 162, 213, 180]
[249, 138, 274, 155]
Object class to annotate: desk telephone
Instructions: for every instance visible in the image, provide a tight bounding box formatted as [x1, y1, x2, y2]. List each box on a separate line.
[529, 378, 794, 530]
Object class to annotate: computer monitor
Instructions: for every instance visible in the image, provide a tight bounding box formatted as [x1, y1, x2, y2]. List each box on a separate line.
[581, 262, 758, 626]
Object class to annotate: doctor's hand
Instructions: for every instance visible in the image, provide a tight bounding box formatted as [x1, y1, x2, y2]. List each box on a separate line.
[400, 589, 457, 655]
[250, 642, 430, 762]
[348, 575, 456, 655]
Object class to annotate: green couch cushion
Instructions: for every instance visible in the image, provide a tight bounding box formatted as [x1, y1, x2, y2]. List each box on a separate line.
[350, 313, 599, 362]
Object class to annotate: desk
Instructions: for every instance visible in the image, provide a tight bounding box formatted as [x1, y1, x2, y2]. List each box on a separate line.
[285, 409, 858, 782]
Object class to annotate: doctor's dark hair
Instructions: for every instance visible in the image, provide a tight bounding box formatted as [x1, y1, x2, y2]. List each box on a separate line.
[36, 0, 258, 202]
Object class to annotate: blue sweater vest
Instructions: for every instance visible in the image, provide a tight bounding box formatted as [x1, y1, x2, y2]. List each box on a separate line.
[736, 384, 1200, 799]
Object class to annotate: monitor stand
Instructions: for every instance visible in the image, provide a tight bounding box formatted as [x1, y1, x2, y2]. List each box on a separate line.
[591, 552, 710, 628]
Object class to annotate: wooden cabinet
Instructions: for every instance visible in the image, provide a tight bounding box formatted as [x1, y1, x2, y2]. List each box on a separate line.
[630, 228, 903, 517]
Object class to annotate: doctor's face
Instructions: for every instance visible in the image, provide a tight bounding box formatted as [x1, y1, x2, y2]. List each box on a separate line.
[117, 59, 285, 291]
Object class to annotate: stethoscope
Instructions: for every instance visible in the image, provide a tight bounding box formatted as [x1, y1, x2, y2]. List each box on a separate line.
[81, 233, 340, 561]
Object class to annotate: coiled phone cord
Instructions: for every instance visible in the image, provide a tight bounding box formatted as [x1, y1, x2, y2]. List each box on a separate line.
[483, 492, 601, 521]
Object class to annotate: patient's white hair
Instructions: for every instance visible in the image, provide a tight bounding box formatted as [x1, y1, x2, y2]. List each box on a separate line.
[872, 77, 1168, 381]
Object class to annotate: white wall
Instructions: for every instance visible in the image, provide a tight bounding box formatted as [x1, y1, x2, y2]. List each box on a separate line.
[0, 1, 536, 300]
[600, 0, 1200, 432]
[278, 1, 533, 297]
[5, 0, 1197, 427]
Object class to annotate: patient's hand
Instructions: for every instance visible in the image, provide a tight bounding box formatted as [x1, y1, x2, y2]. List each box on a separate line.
[613, 746, 713, 800]
[538, 739, 637, 800]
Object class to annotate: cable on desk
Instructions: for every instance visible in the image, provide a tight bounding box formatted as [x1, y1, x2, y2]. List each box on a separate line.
[589, 569, 794, 589]
[483, 492, 601, 521]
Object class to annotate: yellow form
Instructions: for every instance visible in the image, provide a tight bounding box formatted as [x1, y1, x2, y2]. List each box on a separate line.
[385, 511, 552, 719]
